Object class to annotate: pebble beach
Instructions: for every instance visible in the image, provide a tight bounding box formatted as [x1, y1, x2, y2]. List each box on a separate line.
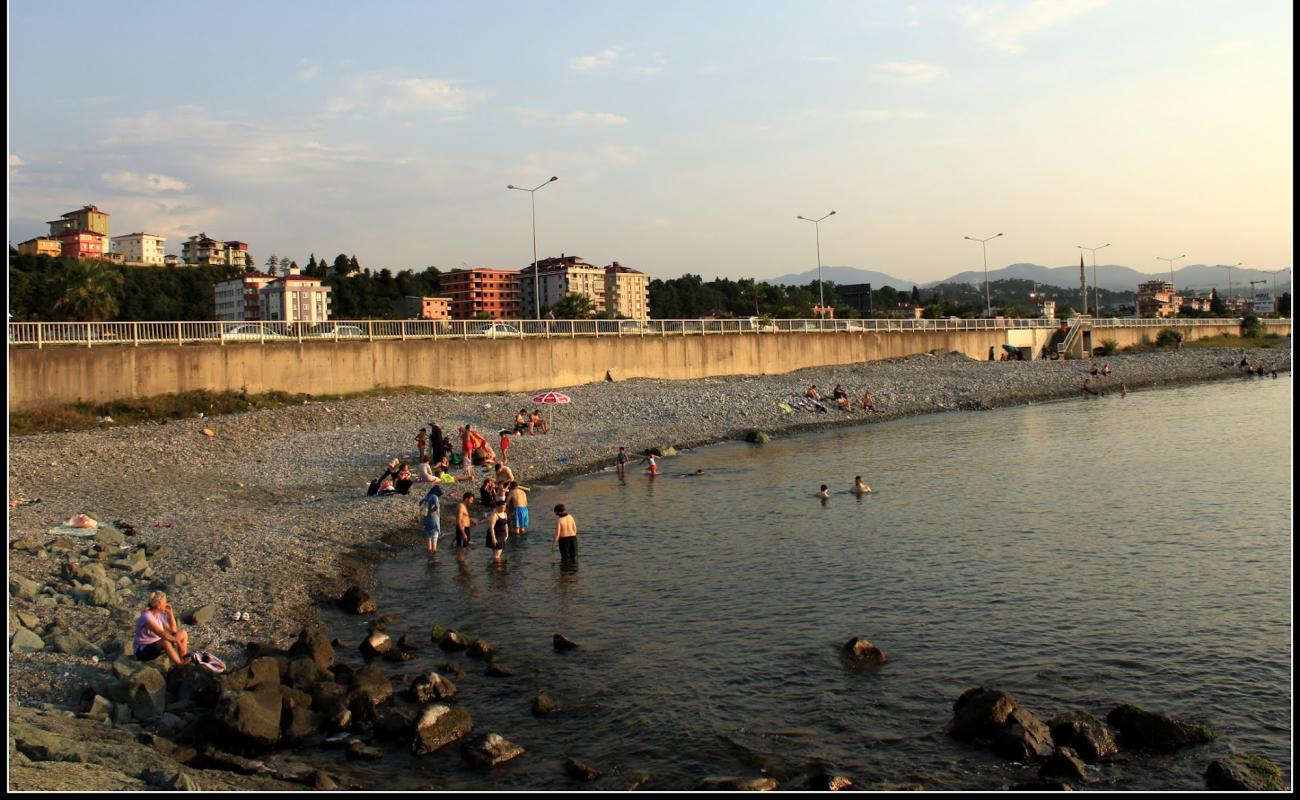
[7, 343, 1291, 789]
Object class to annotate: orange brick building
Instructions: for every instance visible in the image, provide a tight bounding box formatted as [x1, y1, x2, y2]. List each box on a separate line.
[442, 268, 521, 319]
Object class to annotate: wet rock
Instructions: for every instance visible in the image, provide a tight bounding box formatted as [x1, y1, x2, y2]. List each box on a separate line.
[410, 705, 473, 755]
[286, 656, 329, 690]
[461, 732, 525, 769]
[310, 770, 339, 790]
[1047, 711, 1118, 762]
[349, 664, 393, 708]
[214, 686, 283, 747]
[215, 555, 234, 571]
[337, 586, 376, 615]
[409, 673, 457, 704]
[1011, 781, 1073, 791]
[366, 613, 397, 632]
[565, 757, 602, 781]
[698, 776, 778, 791]
[806, 765, 853, 791]
[311, 681, 347, 712]
[375, 704, 418, 740]
[553, 633, 579, 651]
[841, 636, 886, 667]
[222, 656, 281, 692]
[1105, 704, 1215, 751]
[485, 662, 516, 678]
[381, 649, 414, 663]
[436, 662, 466, 679]
[532, 691, 559, 716]
[289, 626, 336, 671]
[466, 638, 493, 659]
[744, 430, 771, 444]
[10, 576, 41, 601]
[1038, 746, 1088, 783]
[360, 631, 393, 657]
[279, 686, 318, 743]
[438, 630, 469, 651]
[397, 633, 422, 651]
[127, 668, 169, 721]
[947, 688, 1053, 762]
[11, 626, 46, 653]
[1204, 753, 1285, 791]
[346, 740, 384, 760]
[186, 605, 216, 626]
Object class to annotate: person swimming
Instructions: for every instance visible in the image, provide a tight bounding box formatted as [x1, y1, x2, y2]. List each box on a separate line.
[817, 484, 830, 499]
[852, 476, 873, 494]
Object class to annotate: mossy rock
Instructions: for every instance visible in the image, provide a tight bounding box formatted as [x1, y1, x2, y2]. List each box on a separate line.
[744, 430, 771, 444]
[1106, 704, 1215, 751]
[1205, 753, 1285, 791]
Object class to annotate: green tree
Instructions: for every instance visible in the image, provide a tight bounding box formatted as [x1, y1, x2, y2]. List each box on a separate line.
[52, 259, 125, 321]
[549, 292, 597, 319]
[1209, 288, 1226, 314]
[265, 254, 279, 272]
[333, 254, 351, 275]
[1240, 312, 1261, 338]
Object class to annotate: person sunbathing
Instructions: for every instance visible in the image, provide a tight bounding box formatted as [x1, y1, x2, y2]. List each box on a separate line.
[806, 385, 823, 401]
[530, 410, 550, 434]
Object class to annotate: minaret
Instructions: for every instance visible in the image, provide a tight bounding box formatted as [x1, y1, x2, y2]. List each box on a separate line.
[1080, 253, 1088, 315]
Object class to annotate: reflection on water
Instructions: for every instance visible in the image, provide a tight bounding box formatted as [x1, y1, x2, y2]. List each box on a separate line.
[321, 378, 1291, 790]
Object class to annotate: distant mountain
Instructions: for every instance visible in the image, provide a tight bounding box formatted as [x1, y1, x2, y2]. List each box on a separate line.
[765, 263, 1292, 294]
[764, 266, 916, 289]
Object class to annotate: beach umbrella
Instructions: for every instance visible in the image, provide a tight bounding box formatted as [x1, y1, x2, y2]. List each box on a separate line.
[1001, 344, 1019, 355]
[530, 391, 571, 432]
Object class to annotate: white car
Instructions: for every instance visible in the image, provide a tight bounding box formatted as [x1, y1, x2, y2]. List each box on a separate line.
[467, 323, 523, 338]
[221, 323, 291, 341]
[313, 324, 366, 338]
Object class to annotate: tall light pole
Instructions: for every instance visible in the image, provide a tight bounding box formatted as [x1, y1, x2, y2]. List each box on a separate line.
[964, 233, 1003, 317]
[507, 176, 559, 319]
[796, 211, 836, 316]
[1217, 262, 1242, 303]
[1078, 243, 1110, 317]
[1266, 268, 1290, 313]
[1156, 254, 1186, 290]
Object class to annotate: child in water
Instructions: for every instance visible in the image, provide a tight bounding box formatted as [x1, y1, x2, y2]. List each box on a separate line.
[852, 476, 873, 494]
[817, 484, 830, 499]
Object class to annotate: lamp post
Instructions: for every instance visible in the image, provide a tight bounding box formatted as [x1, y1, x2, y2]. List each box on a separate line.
[1217, 262, 1242, 304]
[507, 176, 559, 319]
[1266, 268, 1290, 314]
[796, 211, 836, 317]
[1077, 243, 1110, 317]
[964, 233, 1003, 317]
[1157, 254, 1186, 314]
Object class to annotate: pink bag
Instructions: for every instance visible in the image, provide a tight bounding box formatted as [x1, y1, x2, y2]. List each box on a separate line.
[187, 650, 226, 673]
[65, 514, 99, 529]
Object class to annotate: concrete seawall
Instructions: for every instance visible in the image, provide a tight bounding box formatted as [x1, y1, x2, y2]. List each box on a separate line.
[6, 321, 1279, 411]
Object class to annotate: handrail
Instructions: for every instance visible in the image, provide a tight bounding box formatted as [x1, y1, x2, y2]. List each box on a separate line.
[6, 317, 1288, 348]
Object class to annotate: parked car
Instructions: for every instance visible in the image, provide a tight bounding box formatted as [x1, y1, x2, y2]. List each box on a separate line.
[466, 322, 523, 338]
[221, 323, 291, 341]
[311, 324, 366, 338]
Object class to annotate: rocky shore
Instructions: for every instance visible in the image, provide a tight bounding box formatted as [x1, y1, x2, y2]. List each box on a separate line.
[8, 343, 1291, 790]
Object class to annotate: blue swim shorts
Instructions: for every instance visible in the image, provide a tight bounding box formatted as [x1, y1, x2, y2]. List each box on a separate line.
[514, 506, 530, 529]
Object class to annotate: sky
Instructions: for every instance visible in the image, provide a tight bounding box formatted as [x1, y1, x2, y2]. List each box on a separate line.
[6, 1, 1293, 283]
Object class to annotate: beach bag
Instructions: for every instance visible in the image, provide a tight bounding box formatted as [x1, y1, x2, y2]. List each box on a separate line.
[187, 650, 226, 674]
[450, 453, 463, 466]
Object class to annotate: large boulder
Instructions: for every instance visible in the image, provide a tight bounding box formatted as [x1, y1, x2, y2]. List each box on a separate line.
[438, 630, 469, 652]
[1038, 746, 1088, 784]
[310, 681, 347, 712]
[350, 665, 393, 706]
[375, 704, 419, 740]
[461, 732, 525, 769]
[565, 757, 602, 781]
[1047, 711, 1118, 762]
[410, 705, 473, 755]
[289, 626, 336, 671]
[221, 657, 281, 693]
[553, 634, 579, 651]
[466, 639, 493, 659]
[186, 605, 216, 626]
[359, 631, 393, 657]
[214, 687, 283, 748]
[10, 626, 46, 653]
[286, 656, 330, 690]
[10, 576, 42, 601]
[947, 688, 1053, 762]
[51, 634, 104, 658]
[279, 686, 319, 743]
[409, 673, 457, 704]
[167, 663, 222, 707]
[127, 666, 169, 721]
[532, 691, 559, 716]
[841, 637, 886, 667]
[1105, 704, 1215, 752]
[1204, 754, 1285, 791]
[337, 586, 376, 615]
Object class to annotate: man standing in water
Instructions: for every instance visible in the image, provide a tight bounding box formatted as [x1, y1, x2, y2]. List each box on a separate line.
[552, 503, 578, 561]
[852, 476, 873, 494]
[419, 484, 443, 554]
[507, 481, 530, 536]
[455, 492, 474, 549]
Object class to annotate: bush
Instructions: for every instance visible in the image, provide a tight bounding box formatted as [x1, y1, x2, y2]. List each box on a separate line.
[1155, 328, 1184, 347]
[1099, 339, 1119, 356]
[1240, 313, 1262, 338]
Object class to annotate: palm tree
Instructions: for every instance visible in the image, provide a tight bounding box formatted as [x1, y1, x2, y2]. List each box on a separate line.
[52, 259, 124, 321]
[548, 292, 597, 319]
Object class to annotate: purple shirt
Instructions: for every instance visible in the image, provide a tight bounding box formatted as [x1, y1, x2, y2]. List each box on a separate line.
[134, 609, 164, 651]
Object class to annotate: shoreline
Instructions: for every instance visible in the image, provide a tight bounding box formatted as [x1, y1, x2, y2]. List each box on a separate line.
[7, 344, 1291, 789]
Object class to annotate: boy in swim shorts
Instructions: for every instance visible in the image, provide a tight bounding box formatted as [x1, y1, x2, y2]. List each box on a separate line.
[420, 484, 443, 553]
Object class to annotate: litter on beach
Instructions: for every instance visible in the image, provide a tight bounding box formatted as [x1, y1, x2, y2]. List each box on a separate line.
[64, 513, 99, 529]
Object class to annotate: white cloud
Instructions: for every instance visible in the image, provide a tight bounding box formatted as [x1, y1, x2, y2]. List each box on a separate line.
[632, 51, 667, 75]
[871, 61, 948, 84]
[564, 111, 630, 126]
[9, 154, 24, 167]
[571, 48, 620, 71]
[101, 170, 188, 193]
[326, 75, 485, 114]
[963, 0, 1111, 54]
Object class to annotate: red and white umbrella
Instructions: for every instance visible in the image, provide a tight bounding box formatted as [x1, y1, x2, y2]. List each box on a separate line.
[530, 391, 571, 431]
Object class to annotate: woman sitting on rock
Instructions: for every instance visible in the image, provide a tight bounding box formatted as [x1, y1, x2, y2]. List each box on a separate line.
[134, 591, 189, 666]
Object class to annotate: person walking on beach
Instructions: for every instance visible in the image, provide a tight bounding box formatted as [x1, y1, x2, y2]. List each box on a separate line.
[488, 501, 510, 561]
[552, 503, 578, 561]
[508, 481, 530, 535]
[455, 492, 474, 548]
[498, 430, 512, 465]
[852, 476, 873, 494]
[419, 484, 443, 554]
[616, 446, 627, 478]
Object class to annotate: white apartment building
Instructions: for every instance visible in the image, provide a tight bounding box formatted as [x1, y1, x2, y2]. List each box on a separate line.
[520, 254, 609, 318]
[258, 275, 332, 323]
[181, 233, 250, 269]
[213, 273, 277, 321]
[604, 262, 650, 320]
[110, 232, 166, 266]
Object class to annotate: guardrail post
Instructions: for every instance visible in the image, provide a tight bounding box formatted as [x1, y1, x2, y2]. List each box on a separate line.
[37, 323, 43, 350]
[133, 322, 139, 347]
[367, 320, 374, 342]
[176, 322, 183, 347]
[570, 320, 576, 339]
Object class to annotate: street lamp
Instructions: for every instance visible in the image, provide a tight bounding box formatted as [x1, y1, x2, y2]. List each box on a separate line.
[1156, 254, 1186, 289]
[1217, 262, 1242, 303]
[796, 211, 836, 316]
[964, 233, 1003, 317]
[507, 176, 559, 319]
[1078, 243, 1110, 317]
[1266, 268, 1291, 313]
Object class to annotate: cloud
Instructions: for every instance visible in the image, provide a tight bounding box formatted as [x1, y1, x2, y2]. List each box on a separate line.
[871, 61, 948, 84]
[101, 170, 188, 193]
[564, 111, 630, 126]
[962, 0, 1111, 54]
[326, 74, 485, 114]
[571, 48, 620, 71]
[9, 154, 24, 167]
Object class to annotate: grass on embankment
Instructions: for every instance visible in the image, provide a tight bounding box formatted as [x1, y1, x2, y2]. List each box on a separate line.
[1121, 332, 1288, 352]
[9, 386, 447, 436]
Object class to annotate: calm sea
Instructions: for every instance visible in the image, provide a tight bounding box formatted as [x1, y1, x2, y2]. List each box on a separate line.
[322, 376, 1292, 790]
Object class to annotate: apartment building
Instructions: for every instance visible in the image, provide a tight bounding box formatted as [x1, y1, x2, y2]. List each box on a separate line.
[17, 237, 62, 258]
[52, 229, 109, 260]
[442, 268, 521, 319]
[258, 275, 332, 323]
[110, 232, 166, 266]
[393, 296, 452, 320]
[1136, 280, 1182, 318]
[604, 261, 650, 319]
[519, 254, 608, 318]
[214, 272, 277, 321]
[47, 205, 110, 238]
[181, 233, 250, 268]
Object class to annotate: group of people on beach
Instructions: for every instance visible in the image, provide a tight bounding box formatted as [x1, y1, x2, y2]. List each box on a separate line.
[805, 383, 877, 413]
[1228, 357, 1279, 378]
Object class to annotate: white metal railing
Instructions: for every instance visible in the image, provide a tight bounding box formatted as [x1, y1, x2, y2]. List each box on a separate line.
[6, 317, 1288, 348]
